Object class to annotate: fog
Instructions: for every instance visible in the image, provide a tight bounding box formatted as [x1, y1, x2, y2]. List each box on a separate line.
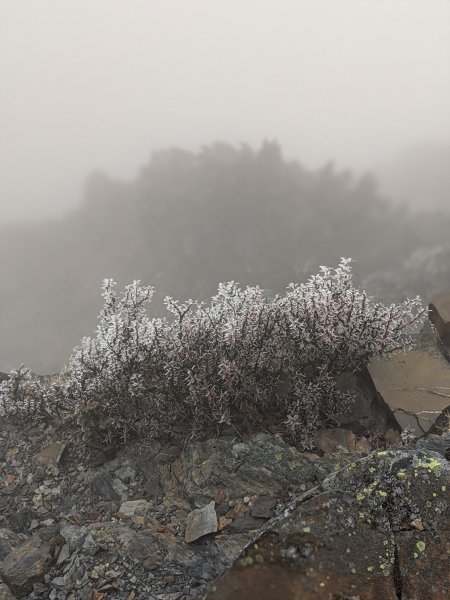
[1, 0, 449, 222]
[1, 1, 450, 374]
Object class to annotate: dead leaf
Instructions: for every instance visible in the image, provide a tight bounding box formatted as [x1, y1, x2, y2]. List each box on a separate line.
[218, 516, 233, 530]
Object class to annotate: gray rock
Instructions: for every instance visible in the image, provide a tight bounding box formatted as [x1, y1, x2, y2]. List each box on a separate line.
[415, 430, 450, 458]
[369, 337, 450, 436]
[0, 529, 26, 561]
[175, 433, 325, 508]
[119, 499, 152, 517]
[127, 532, 158, 561]
[335, 367, 401, 435]
[0, 584, 16, 600]
[138, 445, 179, 499]
[185, 501, 218, 543]
[59, 524, 84, 551]
[250, 496, 277, 519]
[89, 475, 121, 501]
[227, 515, 265, 533]
[49, 576, 66, 590]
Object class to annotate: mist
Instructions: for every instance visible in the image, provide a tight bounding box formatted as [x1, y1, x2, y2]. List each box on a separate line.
[1, 0, 450, 374]
[1, 0, 449, 222]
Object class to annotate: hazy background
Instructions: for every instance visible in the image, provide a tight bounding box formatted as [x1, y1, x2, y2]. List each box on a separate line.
[1, 0, 449, 221]
[0, 0, 449, 372]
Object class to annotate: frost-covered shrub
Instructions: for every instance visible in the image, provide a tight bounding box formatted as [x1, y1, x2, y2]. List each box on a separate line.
[0, 366, 64, 422]
[64, 259, 426, 449]
[64, 280, 175, 443]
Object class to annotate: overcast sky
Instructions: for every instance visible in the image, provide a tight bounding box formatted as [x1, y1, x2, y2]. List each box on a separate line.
[0, 0, 449, 222]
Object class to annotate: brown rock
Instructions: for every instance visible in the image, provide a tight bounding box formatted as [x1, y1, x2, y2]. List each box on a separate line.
[227, 515, 266, 534]
[205, 444, 450, 600]
[217, 516, 233, 530]
[250, 496, 277, 519]
[0, 527, 64, 597]
[206, 493, 399, 600]
[33, 441, 66, 468]
[315, 428, 356, 453]
[354, 436, 372, 452]
[369, 338, 450, 436]
[396, 530, 450, 599]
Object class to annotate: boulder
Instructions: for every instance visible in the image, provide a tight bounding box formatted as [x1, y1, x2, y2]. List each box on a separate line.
[335, 367, 401, 436]
[369, 337, 450, 436]
[205, 444, 450, 600]
[429, 292, 450, 349]
[0, 527, 64, 597]
[169, 433, 354, 509]
[428, 404, 450, 436]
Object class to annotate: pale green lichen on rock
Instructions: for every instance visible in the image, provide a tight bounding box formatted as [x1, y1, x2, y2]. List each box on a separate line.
[416, 540, 426, 553]
[240, 556, 254, 567]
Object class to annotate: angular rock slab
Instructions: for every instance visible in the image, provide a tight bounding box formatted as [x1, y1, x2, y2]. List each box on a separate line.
[119, 499, 152, 517]
[429, 292, 450, 350]
[170, 433, 347, 509]
[33, 441, 66, 468]
[428, 404, 450, 436]
[205, 446, 450, 600]
[335, 367, 401, 436]
[0, 527, 64, 598]
[185, 501, 218, 543]
[369, 338, 450, 435]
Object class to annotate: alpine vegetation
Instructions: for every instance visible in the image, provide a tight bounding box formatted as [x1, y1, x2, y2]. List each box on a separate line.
[0, 366, 64, 422]
[1, 259, 426, 449]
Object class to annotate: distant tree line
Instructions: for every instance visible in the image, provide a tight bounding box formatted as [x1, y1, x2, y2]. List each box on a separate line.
[0, 141, 448, 372]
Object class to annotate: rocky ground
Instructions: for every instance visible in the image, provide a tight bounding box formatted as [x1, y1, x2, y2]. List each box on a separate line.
[0, 416, 375, 600]
[0, 409, 448, 599]
[205, 432, 450, 600]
